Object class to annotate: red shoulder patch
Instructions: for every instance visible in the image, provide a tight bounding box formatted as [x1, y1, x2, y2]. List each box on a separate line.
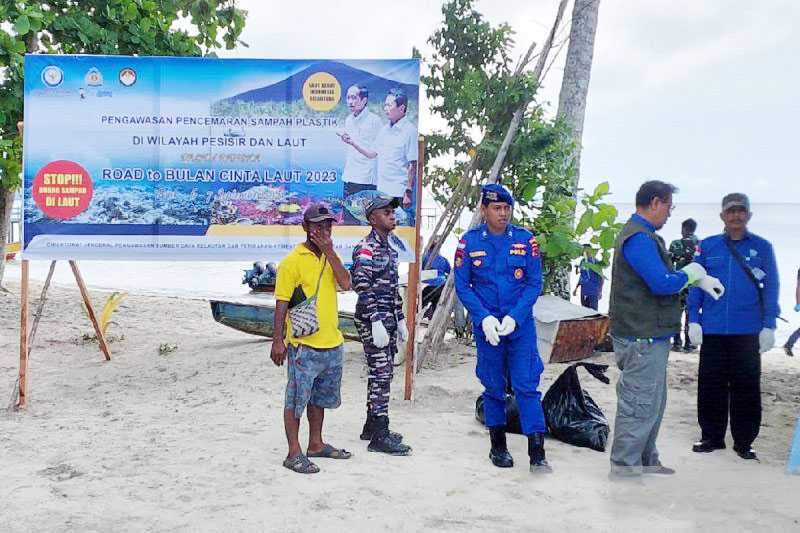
[529, 236, 540, 257]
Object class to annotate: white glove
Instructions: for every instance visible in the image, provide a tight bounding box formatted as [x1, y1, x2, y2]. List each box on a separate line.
[481, 316, 501, 346]
[681, 263, 707, 285]
[371, 321, 390, 349]
[497, 315, 516, 336]
[397, 319, 408, 342]
[688, 323, 703, 346]
[759, 328, 775, 354]
[696, 275, 725, 300]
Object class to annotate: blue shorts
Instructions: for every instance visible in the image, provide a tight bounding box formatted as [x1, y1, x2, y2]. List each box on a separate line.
[284, 343, 343, 419]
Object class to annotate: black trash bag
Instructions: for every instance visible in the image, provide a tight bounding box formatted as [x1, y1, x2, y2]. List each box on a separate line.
[542, 362, 610, 452]
[475, 393, 523, 435]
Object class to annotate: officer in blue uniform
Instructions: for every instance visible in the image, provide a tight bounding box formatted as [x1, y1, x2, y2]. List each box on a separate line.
[454, 184, 551, 473]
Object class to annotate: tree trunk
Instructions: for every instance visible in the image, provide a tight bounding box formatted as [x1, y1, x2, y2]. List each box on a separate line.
[0, 188, 15, 290]
[551, 0, 600, 299]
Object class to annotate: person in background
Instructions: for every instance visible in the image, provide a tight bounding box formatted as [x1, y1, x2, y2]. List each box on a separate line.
[454, 184, 551, 474]
[421, 238, 451, 319]
[688, 193, 780, 461]
[669, 218, 700, 352]
[573, 244, 604, 311]
[784, 267, 800, 356]
[271, 204, 353, 474]
[607, 180, 724, 480]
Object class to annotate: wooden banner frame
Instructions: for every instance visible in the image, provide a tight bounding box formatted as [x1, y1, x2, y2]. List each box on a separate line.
[16, 259, 111, 409]
[403, 137, 425, 401]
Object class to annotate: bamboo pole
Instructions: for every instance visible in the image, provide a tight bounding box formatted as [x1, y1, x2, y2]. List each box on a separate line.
[69, 261, 111, 361]
[18, 260, 29, 408]
[27, 260, 56, 356]
[404, 137, 426, 400]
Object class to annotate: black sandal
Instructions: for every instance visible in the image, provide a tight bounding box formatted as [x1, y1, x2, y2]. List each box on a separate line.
[307, 443, 352, 459]
[283, 454, 320, 474]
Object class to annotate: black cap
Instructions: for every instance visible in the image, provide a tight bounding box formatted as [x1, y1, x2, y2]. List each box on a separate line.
[303, 203, 337, 223]
[365, 196, 400, 218]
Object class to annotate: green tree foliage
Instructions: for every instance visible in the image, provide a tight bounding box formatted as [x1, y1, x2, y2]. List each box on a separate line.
[423, 0, 620, 291]
[0, 0, 248, 192]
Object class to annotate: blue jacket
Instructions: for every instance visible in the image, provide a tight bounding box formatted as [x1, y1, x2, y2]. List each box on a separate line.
[622, 214, 689, 296]
[421, 253, 451, 287]
[577, 257, 603, 296]
[687, 232, 780, 334]
[454, 223, 542, 328]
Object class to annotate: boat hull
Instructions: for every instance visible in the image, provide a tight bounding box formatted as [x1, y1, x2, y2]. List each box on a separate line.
[210, 300, 361, 341]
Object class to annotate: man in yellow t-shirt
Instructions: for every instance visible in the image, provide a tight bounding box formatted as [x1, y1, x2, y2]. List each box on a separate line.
[271, 204, 353, 474]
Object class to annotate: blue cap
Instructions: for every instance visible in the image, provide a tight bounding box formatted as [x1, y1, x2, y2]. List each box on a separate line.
[481, 184, 514, 206]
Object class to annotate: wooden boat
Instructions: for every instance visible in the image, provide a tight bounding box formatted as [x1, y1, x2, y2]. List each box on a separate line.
[210, 299, 362, 341]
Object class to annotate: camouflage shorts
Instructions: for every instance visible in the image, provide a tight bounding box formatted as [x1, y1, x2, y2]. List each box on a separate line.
[285, 343, 343, 419]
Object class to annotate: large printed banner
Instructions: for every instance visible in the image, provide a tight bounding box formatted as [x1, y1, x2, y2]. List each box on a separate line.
[23, 55, 420, 261]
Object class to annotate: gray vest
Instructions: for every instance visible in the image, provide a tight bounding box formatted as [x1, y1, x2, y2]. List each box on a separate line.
[609, 218, 681, 338]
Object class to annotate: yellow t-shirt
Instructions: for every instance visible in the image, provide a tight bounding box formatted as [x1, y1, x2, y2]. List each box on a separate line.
[274, 244, 344, 349]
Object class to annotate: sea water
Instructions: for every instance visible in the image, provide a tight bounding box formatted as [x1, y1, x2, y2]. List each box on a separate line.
[9, 203, 799, 343]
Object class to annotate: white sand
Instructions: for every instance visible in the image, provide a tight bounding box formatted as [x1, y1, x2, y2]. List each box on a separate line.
[1, 280, 799, 532]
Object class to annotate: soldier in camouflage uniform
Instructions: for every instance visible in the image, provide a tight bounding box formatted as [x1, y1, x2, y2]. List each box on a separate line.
[669, 218, 700, 351]
[350, 196, 412, 456]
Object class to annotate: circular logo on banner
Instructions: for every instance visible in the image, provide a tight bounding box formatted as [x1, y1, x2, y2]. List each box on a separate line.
[42, 66, 64, 87]
[119, 67, 137, 87]
[302, 72, 341, 112]
[32, 160, 93, 220]
[514, 268, 524, 280]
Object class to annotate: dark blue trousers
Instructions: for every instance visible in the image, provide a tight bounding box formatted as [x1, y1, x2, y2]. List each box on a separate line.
[475, 326, 546, 435]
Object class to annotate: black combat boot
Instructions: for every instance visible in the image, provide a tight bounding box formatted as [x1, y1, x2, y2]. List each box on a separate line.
[528, 433, 553, 473]
[489, 427, 514, 468]
[360, 414, 403, 442]
[368, 416, 412, 456]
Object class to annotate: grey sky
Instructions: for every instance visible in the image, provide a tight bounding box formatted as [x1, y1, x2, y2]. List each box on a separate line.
[221, 0, 799, 204]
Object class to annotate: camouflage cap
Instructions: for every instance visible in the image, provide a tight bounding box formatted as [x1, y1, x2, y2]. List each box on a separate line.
[365, 196, 400, 218]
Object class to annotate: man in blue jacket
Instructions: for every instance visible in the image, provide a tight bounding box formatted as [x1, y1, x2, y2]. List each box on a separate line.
[421, 239, 451, 319]
[573, 244, 604, 310]
[687, 193, 780, 461]
[454, 184, 551, 473]
[608, 180, 725, 479]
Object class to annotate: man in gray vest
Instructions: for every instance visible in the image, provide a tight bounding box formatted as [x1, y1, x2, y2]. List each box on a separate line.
[608, 180, 725, 479]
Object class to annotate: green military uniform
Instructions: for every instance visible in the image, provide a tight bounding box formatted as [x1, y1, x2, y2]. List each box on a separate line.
[669, 235, 699, 350]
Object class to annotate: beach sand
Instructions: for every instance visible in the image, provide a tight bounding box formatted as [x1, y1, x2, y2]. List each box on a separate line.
[1, 281, 799, 532]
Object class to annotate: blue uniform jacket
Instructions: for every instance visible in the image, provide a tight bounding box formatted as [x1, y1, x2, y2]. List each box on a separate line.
[687, 232, 780, 334]
[454, 223, 542, 328]
[421, 253, 451, 287]
[578, 258, 603, 296]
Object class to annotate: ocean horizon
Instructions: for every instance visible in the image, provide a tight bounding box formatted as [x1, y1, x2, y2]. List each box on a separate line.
[9, 202, 800, 344]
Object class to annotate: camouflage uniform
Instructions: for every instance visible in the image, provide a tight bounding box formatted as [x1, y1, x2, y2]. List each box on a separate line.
[669, 235, 699, 271]
[669, 235, 699, 348]
[351, 228, 405, 418]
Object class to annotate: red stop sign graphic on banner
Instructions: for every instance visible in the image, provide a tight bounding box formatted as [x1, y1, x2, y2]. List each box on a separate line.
[32, 160, 93, 220]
